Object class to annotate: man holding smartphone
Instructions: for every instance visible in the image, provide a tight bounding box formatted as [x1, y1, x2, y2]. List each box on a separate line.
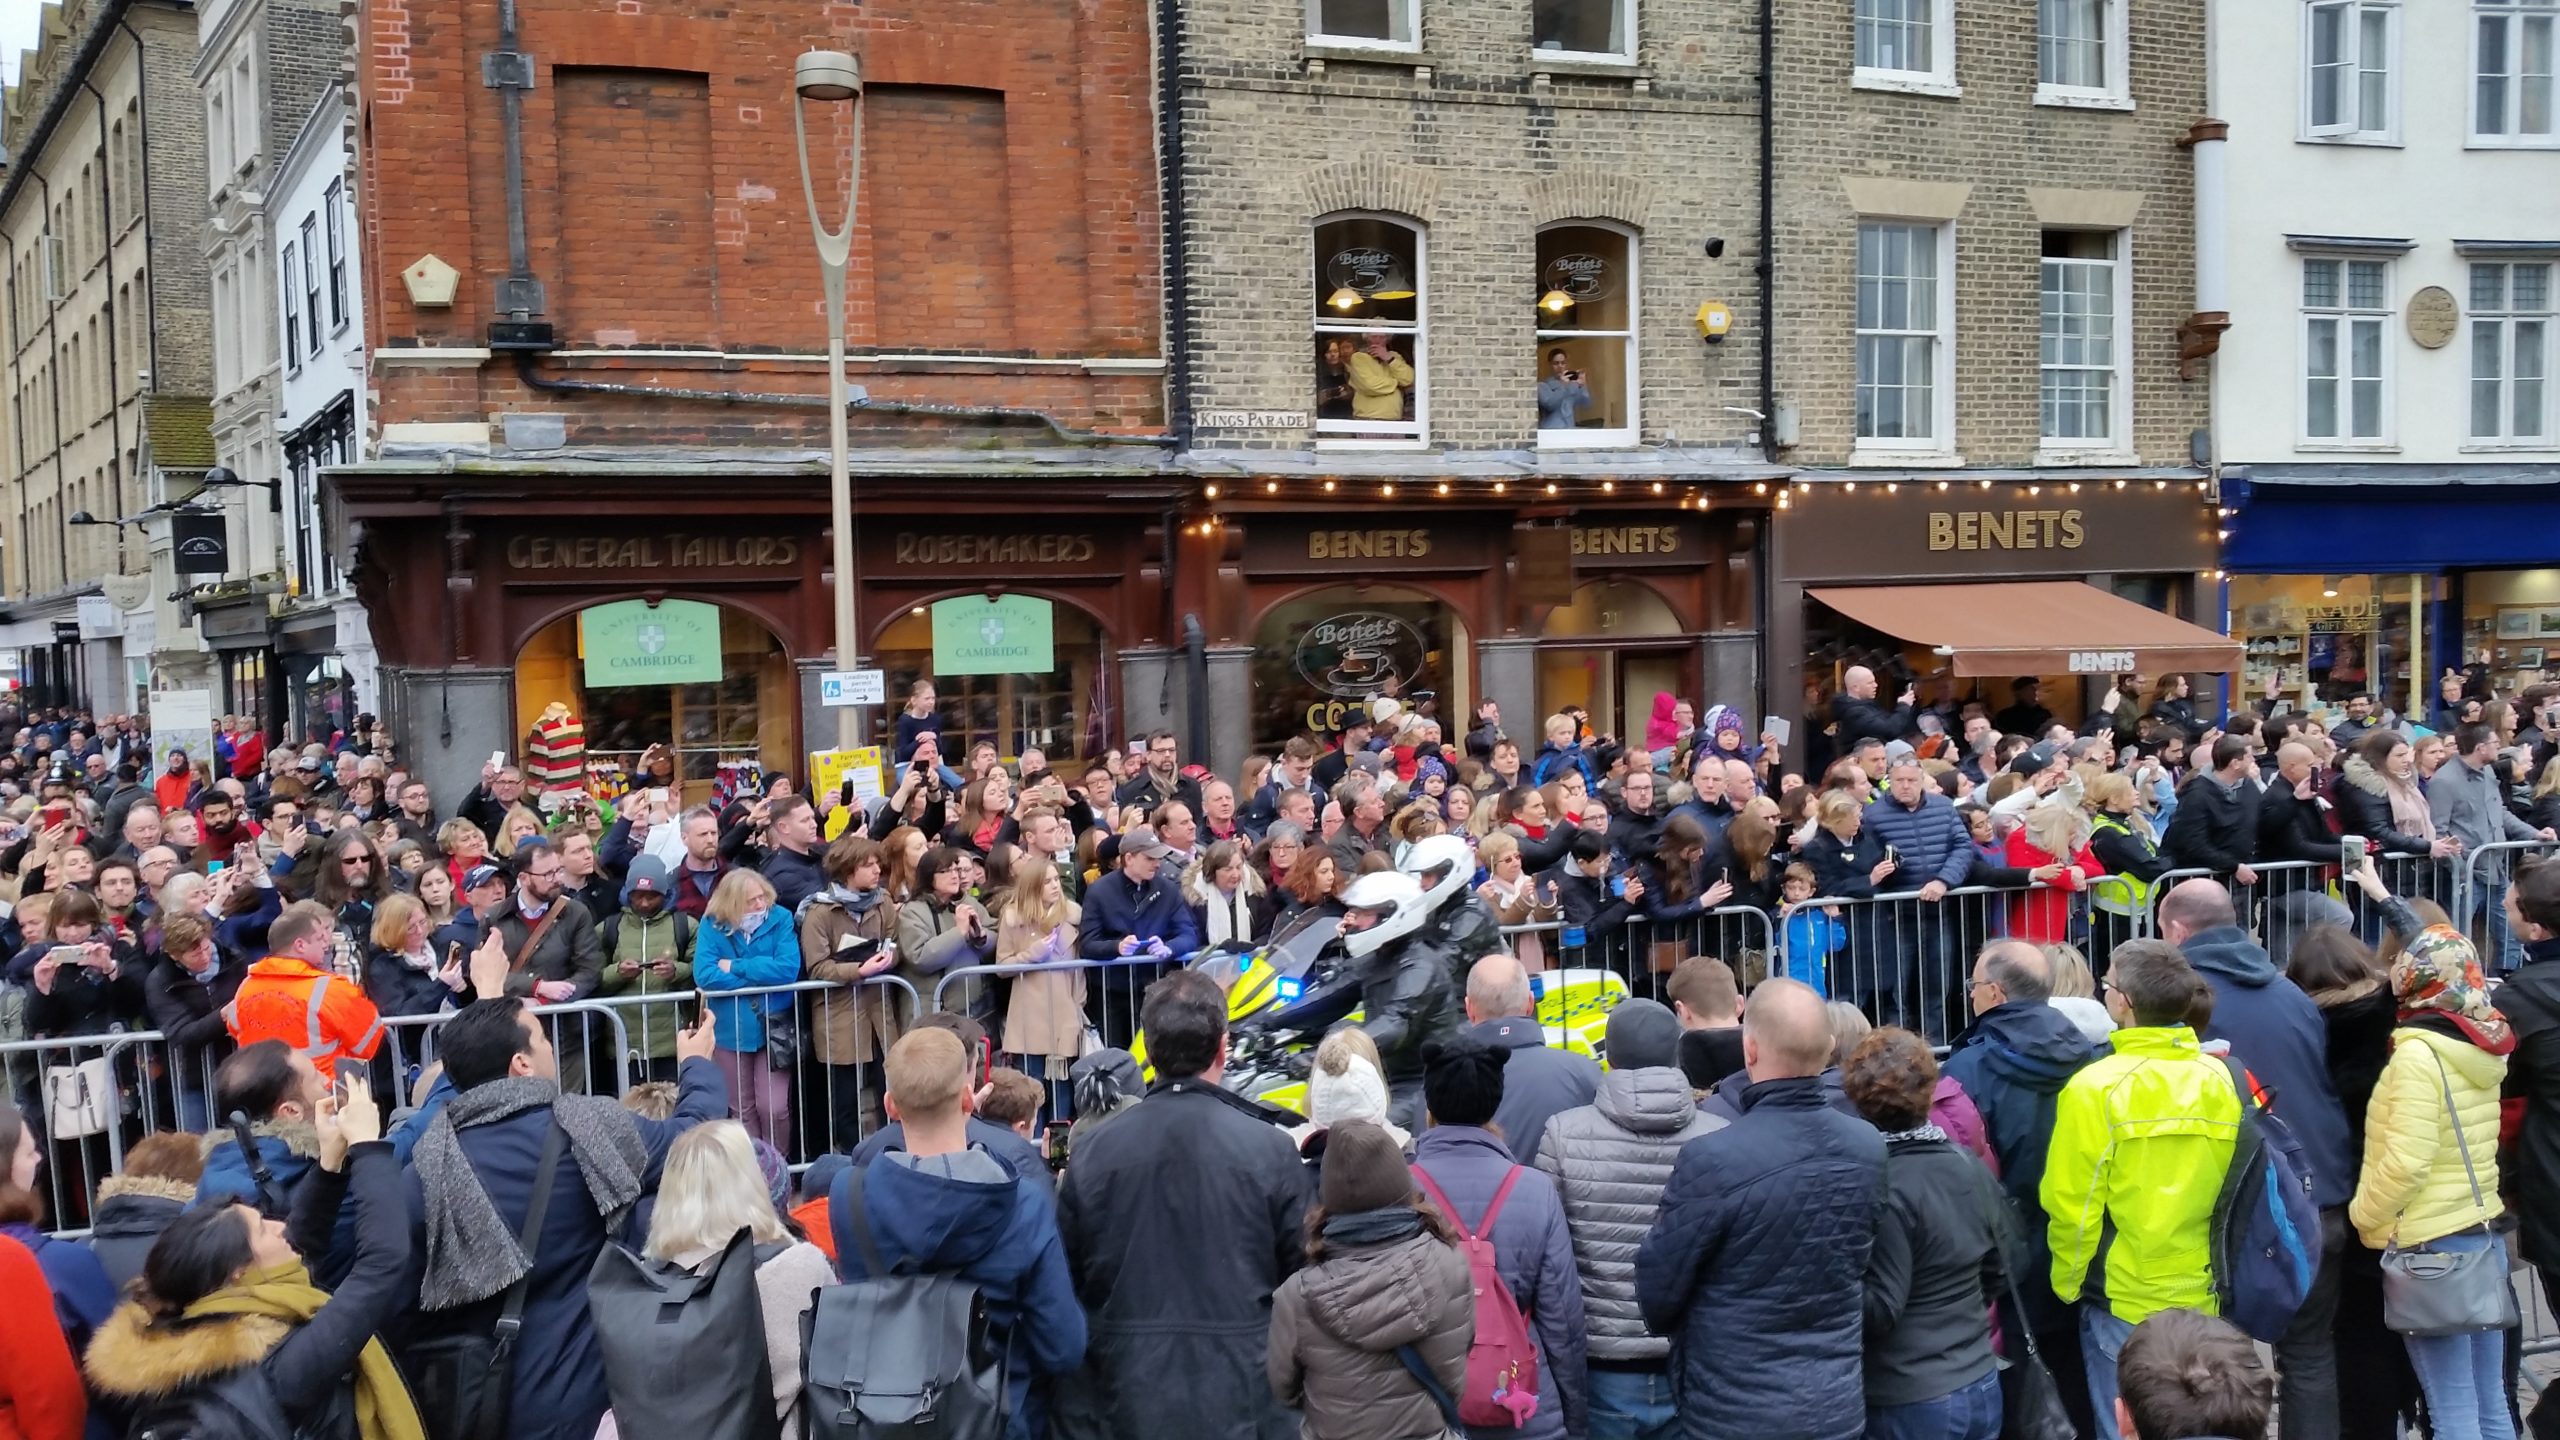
[1538, 346, 1593, 430]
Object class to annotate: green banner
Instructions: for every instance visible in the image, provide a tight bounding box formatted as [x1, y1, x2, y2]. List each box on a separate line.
[581, 599, 725, 688]
[932, 593, 1055, 676]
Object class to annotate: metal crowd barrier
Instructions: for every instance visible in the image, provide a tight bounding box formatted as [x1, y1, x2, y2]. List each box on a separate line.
[1770, 885, 2035, 1049]
[2460, 839, 2560, 975]
[3, 1026, 222, 1238]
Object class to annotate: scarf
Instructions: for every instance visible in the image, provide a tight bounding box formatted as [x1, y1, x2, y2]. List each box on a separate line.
[1202, 884, 1253, 950]
[411, 1076, 648, 1309]
[1879, 1123, 1947, 1144]
[2392, 924, 2511, 1047]
[2384, 769, 2435, 844]
[187, 1260, 427, 1440]
[396, 944, 437, 975]
[1321, 1205, 1425, 1248]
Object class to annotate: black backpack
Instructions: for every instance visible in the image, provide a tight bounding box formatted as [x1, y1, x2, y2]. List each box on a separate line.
[802, 1168, 1008, 1440]
[125, 1363, 305, 1440]
[587, 1228, 782, 1440]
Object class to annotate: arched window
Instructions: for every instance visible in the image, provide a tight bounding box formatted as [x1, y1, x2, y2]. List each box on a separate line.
[1313, 213, 1426, 443]
[1534, 222, 1638, 446]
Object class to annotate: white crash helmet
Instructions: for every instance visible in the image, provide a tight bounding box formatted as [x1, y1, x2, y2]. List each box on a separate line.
[1398, 833, 1476, 918]
[1338, 870, 1429, 959]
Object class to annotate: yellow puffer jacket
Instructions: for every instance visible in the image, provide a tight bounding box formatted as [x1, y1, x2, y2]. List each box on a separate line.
[2349, 1024, 2507, 1250]
[2041, 1025, 2242, 1324]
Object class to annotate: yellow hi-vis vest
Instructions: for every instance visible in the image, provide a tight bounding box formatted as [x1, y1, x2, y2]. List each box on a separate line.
[2088, 813, 2159, 917]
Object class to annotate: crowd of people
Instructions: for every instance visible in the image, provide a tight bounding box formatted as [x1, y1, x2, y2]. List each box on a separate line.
[0, 667, 2552, 1439]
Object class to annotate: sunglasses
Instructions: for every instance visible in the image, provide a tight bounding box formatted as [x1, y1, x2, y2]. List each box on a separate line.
[342, 855, 375, 866]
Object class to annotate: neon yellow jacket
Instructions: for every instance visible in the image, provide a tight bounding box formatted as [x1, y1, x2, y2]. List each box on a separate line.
[2349, 1025, 2507, 1250]
[2041, 1024, 2242, 1323]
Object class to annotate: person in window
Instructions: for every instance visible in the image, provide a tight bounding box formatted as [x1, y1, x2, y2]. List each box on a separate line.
[1538, 347, 1591, 430]
[1345, 331, 1413, 423]
[1315, 337, 1356, 420]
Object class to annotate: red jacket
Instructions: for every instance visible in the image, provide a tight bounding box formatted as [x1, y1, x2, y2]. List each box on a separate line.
[153, 770, 195, 815]
[2001, 827, 2105, 944]
[229, 729, 266, 780]
[0, 1235, 84, 1440]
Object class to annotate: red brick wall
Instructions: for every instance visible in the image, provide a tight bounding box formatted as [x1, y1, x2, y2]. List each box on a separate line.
[867, 86, 1014, 354]
[355, 0, 1164, 443]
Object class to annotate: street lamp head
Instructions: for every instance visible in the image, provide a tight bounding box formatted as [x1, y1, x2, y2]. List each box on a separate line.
[796, 50, 860, 102]
[68, 509, 97, 525]
[203, 465, 239, 488]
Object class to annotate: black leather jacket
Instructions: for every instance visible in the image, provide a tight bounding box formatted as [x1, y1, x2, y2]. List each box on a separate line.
[1357, 930, 1460, 1087]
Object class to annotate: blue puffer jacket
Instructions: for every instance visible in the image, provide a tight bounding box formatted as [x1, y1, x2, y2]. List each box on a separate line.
[692, 905, 801, 1051]
[1410, 1126, 1587, 1440]
[1636, 1076, 1886, 1440]
[1940, 1001, 2100, 1317]
[194, 1127, 320, 1213]
[1861, 790, 1975, 890]
[2180, 924, 2355, 1207]
[833, 1149, 1088, 1440]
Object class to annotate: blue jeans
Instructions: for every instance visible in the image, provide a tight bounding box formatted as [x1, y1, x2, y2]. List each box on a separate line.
[2081, 1306, 2138, 1440]
[2400, 1232, 2515, 1440]
[1588, 1366, 1679, 1440]
[1865, 1370, 2002, 1440]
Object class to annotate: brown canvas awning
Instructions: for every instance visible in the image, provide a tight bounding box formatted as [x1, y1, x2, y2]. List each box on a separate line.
[1808, 581, 2242, 678]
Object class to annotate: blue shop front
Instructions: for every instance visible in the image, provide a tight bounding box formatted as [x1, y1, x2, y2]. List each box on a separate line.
[2220, 468, 2560, 727]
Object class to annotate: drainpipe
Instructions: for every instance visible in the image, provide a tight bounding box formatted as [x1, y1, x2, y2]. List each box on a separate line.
[1755, 0, 1778, 463]
[114, 16, 159, 397]
[1182, 612, 1208, 765]
[485, 0, 550, 346]
[1154, 0, 1192, 451]
[79, 80, 127, 546]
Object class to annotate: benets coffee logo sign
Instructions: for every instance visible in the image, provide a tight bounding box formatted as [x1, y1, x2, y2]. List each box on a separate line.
[1294, 612, 1426, 698]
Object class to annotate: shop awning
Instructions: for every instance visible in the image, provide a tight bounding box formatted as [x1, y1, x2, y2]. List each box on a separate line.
[1808, 581, 2242, 678]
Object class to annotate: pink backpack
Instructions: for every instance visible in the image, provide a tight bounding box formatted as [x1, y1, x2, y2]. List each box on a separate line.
[1412, 1165, 1541, 1429]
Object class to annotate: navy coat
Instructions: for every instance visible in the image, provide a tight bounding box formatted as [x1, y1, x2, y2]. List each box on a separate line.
[1635, 1076, 1886, 1440]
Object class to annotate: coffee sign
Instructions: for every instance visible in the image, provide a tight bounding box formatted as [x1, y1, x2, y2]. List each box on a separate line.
[1541, 252, 1617, 302]
[1294, 611, 1427, 699]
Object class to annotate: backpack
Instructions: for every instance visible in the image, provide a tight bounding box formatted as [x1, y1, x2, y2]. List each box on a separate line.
[1410, 1165, 1541, 1429]
[587, 1229, 781, 1440]
[802, 1167, 1007, 1440]
[2209, 1057, 2322, 1343]
[126, 1363, 305, 1440]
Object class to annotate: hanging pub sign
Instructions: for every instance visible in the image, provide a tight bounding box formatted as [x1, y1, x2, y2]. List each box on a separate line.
[171, 511, 230, 576]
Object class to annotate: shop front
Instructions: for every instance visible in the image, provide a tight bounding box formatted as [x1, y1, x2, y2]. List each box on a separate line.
[2223, 473, 2560, 724]
[1528, 511, 1762, 741]
[1768, 478, 2232, 767]
[856, 520, 1155, 768]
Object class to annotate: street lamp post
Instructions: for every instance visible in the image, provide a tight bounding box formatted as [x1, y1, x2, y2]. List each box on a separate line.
[793, 49, 864, 752]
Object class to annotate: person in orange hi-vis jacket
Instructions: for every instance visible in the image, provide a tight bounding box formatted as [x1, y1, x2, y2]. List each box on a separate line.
[223, 900, 385, 1085]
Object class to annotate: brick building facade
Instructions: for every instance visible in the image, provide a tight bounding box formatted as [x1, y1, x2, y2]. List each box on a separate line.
[1761, 0, 2225, 749]
[0, 0, 212, 714]
[335, 0, 1169, 803]
[1168, 0, 1782, 769]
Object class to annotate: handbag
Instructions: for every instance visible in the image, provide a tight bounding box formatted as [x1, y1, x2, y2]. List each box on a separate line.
[2379, 1053, 2521, 1336]
[45, 1056, 115, 1138]
[1979, 1166, 2075, 1440]
[399, 1120, 568, 1440]
[763, 998, 802, 1073]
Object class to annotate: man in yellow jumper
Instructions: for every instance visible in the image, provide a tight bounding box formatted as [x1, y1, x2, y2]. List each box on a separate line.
[1345, 330, 1414, 423]
[2040, 939, 2241, 1440]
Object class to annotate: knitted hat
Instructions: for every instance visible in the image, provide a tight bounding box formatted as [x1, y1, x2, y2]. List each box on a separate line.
[1421, 1032, 1508, 1128]
[749, 1137, 792, 1213]
[1320, 1119, 1416, 1214]
[1605, 999, 1683, 1071]
[2392, 924, 2512, 1045]
[1412, 755, 1450, 790]
[1308, 1049, 1392, 1132]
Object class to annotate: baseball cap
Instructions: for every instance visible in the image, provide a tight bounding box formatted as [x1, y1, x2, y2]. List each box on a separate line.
[1349, 751, 1385, 777]
[2007, 742, 2061, 777]
[464, 863, 507, 890]
[1119, 824, 1176, 861]
[296, 754, 323, 771]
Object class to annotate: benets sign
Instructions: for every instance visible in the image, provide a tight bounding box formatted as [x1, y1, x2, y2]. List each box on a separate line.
[2070, 651, 2137, 674]
[1294, 612, 1427, 699]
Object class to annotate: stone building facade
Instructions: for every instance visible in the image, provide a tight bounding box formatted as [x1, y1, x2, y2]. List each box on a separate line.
[186, 0, 362, 725]
[1170, 0, 1781, 768]
[1759, 0, 2224, 744]
[0, 0, 213, 713]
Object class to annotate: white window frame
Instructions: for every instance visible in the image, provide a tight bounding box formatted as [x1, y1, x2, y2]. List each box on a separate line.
[280, 243, 301, 377]
[2299, 254, 2395, 447]
[2036, 0, 2132, 109]
[1532, 0, 1636, 63]
[2467, 258, 2554, 446]
[2037, 229, 2132, 457]
[1853, 219, 1956, 455]
[2472, 0, 2559, 145]
[1854, 0, 1958, 93]
[324, 180, 349, 333]
[1313, 211, 1428, 448]
[228, 50, 260, 176]
[1535, 221, 1640, 450]
[1306, 0, 1420, 53]
[2302, 0, 2398, 142]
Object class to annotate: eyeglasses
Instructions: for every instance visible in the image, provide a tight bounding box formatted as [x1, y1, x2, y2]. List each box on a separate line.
[528, 867, 562, 881]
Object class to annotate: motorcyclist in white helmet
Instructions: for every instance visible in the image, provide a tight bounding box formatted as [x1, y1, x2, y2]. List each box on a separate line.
[1336, 869, 1460, 1128]
[1400, 832, 1504, 983]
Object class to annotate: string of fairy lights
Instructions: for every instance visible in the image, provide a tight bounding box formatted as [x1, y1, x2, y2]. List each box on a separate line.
[1181, 474, 2223, 568]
